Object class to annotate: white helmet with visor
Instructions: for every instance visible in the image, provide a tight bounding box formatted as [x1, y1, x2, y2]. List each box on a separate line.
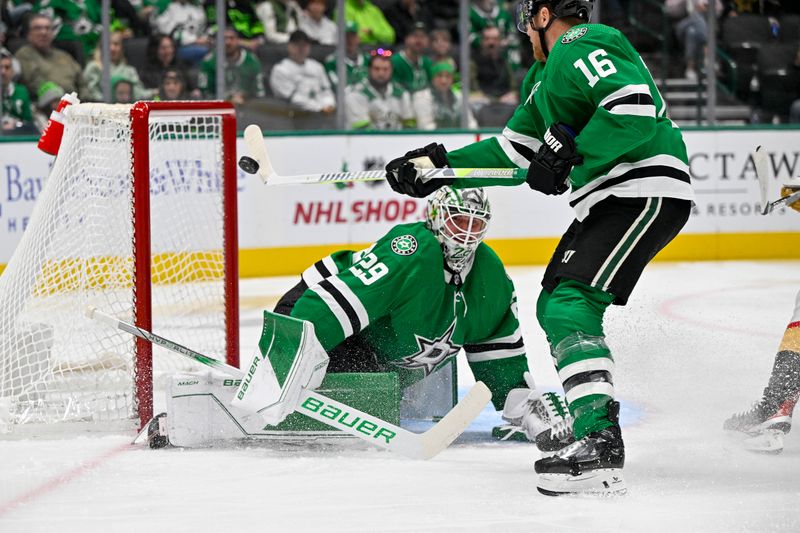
[425, 186, 491, 272]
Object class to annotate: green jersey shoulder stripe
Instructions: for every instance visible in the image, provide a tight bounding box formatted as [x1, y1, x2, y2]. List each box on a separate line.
[598, 84, 656, 118]
[311, 279, 362, 337]
[302, 256, 340, 286]
[315, 274, 370, 335]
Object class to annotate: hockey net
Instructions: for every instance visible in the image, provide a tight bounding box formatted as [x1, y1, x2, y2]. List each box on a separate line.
[0, 102, 239, 434]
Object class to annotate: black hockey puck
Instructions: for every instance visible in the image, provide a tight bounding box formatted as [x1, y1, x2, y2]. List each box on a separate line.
[238, 156, 260, 174]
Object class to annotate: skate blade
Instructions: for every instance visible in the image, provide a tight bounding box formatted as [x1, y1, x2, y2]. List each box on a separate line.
[742, 429, 785, 454]
[132, 419, 152, 445]
[537, 469, 626, 497]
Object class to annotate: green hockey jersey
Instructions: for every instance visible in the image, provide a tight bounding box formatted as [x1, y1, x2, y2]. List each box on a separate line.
[448, 23, 695, 221]
[290, 222, 528, 408]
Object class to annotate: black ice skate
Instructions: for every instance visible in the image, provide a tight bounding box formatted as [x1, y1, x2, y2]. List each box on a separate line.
[534, 401, 625, 496]
[724, 389, 798, 453]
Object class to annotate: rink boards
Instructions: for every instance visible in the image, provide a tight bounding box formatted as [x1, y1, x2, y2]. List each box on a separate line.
[0, 127, 798, 276]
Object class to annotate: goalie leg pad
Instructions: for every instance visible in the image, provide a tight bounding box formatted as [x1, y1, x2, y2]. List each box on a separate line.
[166, 372, 273, 447]
[232, 311, 329, 425]
[164, 372, 402, 446]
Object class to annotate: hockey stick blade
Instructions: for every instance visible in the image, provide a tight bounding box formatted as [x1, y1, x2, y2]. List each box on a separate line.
[240, 123, 526, 186]
[754, 146, 771, 215]
[242, 124, 276, 184]
[85, 306, 491, 459]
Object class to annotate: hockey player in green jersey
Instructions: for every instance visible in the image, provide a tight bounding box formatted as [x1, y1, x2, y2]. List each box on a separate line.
[154, 187, 569, 449]
[385, 0, 695, 496]
[271, 186, 567, 440]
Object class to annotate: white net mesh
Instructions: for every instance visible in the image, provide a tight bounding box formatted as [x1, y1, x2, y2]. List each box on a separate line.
[0, 103, 233, 433]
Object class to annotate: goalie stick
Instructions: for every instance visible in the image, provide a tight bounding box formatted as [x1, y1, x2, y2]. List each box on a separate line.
[240, 124, 527, 185]
[755, 146, 800, 215]
[85, 306, 491, 459]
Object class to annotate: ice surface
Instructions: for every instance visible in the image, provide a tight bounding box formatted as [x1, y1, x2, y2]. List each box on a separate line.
[2, 261, 799, 533]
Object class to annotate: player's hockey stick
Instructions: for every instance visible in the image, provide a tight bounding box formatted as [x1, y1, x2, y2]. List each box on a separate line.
[86, 306, 491, 459]
[755, 146, 800, 215]
[238, 124, 527, 185]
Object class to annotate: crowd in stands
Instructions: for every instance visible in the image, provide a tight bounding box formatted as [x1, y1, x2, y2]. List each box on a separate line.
[0, 0, 526, 134]
[0, 0, 798, 135]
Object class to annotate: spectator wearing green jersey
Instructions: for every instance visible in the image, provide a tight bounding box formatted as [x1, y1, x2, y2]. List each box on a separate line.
[32, 79, 63, 130]
[469, 0, 516, 49]
[198, 27, 266, 104]
[390, 22, 432, 93]
[412, 61, 476, 130]
[111, 73, 134, 104]
[429, 29, 458, 75]
[33, 0, 101, 61]
[152, 0, 210, 65]
[345, 51, 415, 130]
[255, 0, 302, 44]
[344, 0, 396, 46]
[469, 0, 521, 69]
[1, 48, 35, 133]
[83, 31, 150, 102]
[324, 21, 369, 90]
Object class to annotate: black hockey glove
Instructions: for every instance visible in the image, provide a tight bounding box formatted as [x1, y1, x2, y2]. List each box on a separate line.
[527, 123, 583, 196]
[385, 143, 453, 198]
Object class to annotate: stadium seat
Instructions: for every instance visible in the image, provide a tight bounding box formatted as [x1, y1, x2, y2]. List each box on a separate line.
[778, 15, 800, 43]
[756, 43, 799, 118]
[123, 37, 149, 75]
[721, 15, 773, 99]
[310, 44, 335, 64]
[256, 43, 289, 97]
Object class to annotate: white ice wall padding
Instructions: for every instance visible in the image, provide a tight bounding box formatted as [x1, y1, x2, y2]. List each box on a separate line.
[0, 104, 230, 432]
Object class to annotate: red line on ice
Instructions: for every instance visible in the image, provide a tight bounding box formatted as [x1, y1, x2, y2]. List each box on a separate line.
[0, 442, 132, 518]
[658, 287, 775, 339]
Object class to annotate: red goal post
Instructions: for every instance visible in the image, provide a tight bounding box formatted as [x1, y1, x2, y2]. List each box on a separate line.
[131, 101, 239, 427]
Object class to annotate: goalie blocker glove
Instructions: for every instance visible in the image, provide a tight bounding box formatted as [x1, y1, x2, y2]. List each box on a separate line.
[526, 123, 583, 195]
[385, 143, 453, 198]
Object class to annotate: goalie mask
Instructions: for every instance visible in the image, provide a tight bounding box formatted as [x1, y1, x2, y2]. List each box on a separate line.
[425, 186, 491, 272]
